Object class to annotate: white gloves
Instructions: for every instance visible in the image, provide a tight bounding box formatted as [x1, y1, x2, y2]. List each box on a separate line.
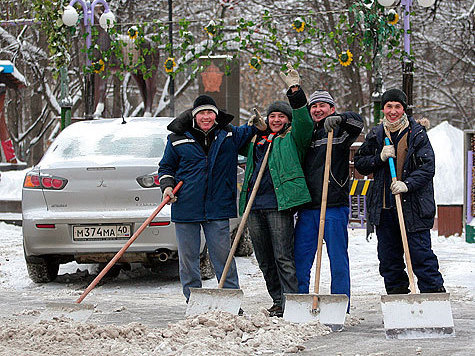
[279, 63, 300, 89]
[380, 145, 395, 162]
[163, 186, 177, 204]
[390, 181, 408, 195]
[248, 110, 267, 131]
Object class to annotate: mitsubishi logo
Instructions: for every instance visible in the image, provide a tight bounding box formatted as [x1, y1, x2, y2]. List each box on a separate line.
[97, 179, 107, 187]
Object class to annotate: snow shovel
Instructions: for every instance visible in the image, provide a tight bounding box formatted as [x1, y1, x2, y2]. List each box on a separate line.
[186, 125, 273, 316]
[75, 181, 184, 304]
[380, 138, 454, 339]
[284, 130, 348, 330]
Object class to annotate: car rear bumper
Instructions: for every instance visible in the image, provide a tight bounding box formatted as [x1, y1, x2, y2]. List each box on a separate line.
[22, 208, 178, 257]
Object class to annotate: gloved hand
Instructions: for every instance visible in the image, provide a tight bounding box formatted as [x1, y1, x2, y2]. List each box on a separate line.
[162, 186, 177, 204]
[323, 115, 342, 133]
[248, 109, 267, 131]
[390, 180, 408, 195]
[279, 63, 300, 89]
[380, 145, 395, 162]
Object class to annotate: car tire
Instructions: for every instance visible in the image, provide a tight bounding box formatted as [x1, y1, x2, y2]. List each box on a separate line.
[200, 245, 215, 280]
[25, 255, 59, 283]
[230, 224, 254, 257]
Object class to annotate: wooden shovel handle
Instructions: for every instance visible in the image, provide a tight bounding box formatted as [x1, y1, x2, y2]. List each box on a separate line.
[219, 139, 273, 288]
[312, 130, 333, 310]
[385, 138, 416, 294]
[76, 181, 184, 303]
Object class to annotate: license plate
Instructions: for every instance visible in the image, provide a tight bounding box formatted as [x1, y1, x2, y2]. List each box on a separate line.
[73, 224, 132, 240]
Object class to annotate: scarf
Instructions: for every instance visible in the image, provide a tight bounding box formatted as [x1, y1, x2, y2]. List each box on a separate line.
[383, 113, 409, 142]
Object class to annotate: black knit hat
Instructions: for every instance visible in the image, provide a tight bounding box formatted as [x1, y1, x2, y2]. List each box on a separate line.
[192, 95, 219, 117]
[266, 101, 292, 121]
[381, 88, 407, 112]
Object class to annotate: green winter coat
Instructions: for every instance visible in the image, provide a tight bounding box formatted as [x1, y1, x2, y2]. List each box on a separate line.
[239, 106, 313, 215]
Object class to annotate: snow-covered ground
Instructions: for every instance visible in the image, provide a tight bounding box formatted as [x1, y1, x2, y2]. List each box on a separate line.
[0, 220, 473, 355]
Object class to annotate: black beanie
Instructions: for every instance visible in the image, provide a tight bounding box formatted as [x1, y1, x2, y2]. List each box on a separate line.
[266, 101, 292, 121]
[192, 95, 219, 117]
[381, 88, 407, 112]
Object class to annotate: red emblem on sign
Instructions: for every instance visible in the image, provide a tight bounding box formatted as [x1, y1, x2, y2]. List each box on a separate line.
[201, 63, 224, 93]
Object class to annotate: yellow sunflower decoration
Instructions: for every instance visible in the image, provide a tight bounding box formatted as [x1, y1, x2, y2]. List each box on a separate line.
[164, 57, 176, 73]
[249, 56, 262, 71]
[292, 17, 305, 33]
[338, 50, 353, 67]
[92, 59, 105, 73]
[204, 20, 217, 37]
[128, 26, 138, 40]
[387, 10, 399, 25]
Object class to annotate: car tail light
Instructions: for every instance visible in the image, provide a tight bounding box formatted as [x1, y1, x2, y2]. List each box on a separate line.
[24, 172, 68, 190]
[24, 172, 41, 188]
[149, 221, 170, 226]
[36, 224, 56, 229]
[137, 173, 160, 188]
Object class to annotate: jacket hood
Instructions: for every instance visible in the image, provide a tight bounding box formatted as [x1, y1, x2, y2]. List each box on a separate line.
[167, 108, 235, 135]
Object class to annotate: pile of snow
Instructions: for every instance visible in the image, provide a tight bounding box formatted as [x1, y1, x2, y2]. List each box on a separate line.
[0, 311, 330, 355]
[0, 169, 28, 201]
[427, 121, 464, 205]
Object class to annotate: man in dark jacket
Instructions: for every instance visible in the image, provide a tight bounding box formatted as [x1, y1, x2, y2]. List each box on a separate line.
[354, 88, 445, 294]
[158, 95, 262, 303]
[283, 69, 363, 308]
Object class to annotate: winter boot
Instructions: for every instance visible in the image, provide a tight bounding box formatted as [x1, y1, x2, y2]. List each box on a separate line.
[267, 304, 283, 318]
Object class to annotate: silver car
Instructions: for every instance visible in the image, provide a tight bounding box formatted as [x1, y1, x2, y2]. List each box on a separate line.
[22, 117, 250, 283]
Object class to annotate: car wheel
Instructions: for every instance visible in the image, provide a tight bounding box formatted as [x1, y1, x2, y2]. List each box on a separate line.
[200, 245, 215, 280]
[230, 224, 254, 257]
[25, 255, 59, 283]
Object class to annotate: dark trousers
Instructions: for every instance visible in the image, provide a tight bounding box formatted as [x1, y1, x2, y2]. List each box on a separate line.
[376, 208, 444, 293]
[248, 209, 299, 307]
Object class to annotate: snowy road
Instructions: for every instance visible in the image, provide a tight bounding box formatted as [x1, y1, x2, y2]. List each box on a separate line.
[0, 221, 474, 355]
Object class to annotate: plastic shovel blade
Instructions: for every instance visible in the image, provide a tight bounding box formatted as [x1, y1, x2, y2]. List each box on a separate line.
[283, 293, 348, 330]
[40, 302, 95, 322]
[186, 287, 244, 316]
[380, 293, 455, 339]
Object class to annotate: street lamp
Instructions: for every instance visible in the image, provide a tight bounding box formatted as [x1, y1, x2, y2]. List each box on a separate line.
[62, 1, 115, 119]
[377, 0, 435, 116]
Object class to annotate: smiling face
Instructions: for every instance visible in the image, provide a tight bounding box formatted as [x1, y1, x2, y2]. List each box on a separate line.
[383, 101, 405, 122]
[268, 112, 290, 133]
[309, 102, 335, 122]
[195, 110, 217, 132]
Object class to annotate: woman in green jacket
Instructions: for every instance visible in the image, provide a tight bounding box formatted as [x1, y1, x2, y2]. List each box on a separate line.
[239, 93, 313, 317]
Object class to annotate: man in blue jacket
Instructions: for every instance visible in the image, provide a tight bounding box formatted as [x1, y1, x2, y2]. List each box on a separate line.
[158, 95, 263, 303]
[354, 88, 445, 294]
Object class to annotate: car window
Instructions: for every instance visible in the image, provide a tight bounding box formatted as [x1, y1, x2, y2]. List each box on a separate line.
[43, 121, 169, 163]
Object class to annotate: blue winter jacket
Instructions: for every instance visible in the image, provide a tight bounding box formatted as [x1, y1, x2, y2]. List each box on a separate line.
[158, 109, 255, 222]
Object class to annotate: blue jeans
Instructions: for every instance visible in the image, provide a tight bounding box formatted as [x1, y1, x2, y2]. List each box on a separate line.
[376, 208, 444, 293]
[294, 207, 350, 304]
[175, 220, 240, 301]
[248, 209, 298, 307]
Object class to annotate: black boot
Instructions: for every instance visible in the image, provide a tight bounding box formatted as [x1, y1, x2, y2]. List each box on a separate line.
[421, 286, 446, 293]
[267, 304, 283, 317]
[386, 286, 410, 295]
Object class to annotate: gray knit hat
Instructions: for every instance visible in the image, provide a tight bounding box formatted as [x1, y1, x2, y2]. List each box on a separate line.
[266, 101, 292, 121]
[308, 90, 335, 107]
